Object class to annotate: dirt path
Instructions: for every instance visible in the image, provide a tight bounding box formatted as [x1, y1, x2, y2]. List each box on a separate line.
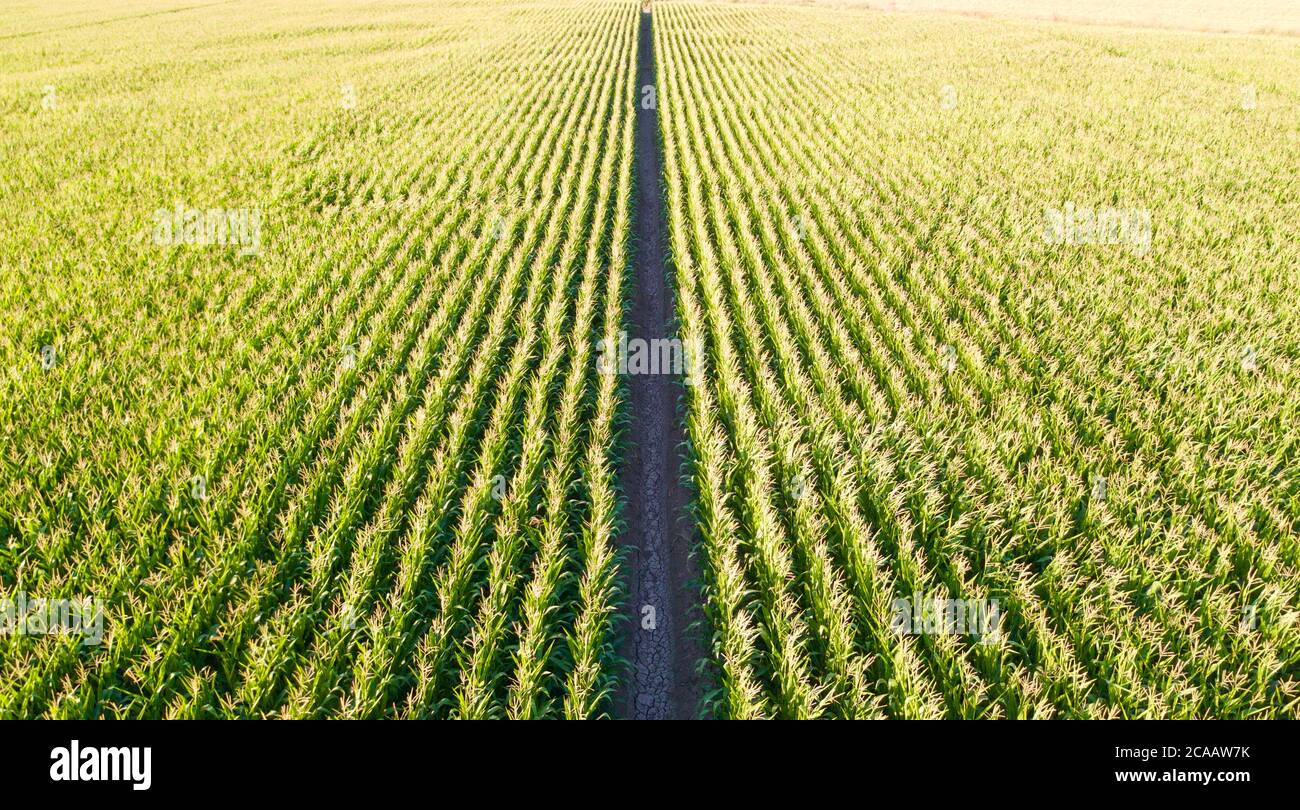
[616, 5, 704, 721]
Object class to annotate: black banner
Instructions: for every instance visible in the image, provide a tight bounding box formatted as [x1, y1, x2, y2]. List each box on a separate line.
[0, 720, 1288, 798]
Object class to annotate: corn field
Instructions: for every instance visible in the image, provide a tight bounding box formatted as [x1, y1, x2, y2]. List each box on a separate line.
[659, 1, 1299, 718]
[1, 0, 637, 719]
[1, 0, 1297, 720]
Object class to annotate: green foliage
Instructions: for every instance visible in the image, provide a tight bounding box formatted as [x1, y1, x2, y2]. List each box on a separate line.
[657, 0, 1299, 719]
[0, 0, 636, 719]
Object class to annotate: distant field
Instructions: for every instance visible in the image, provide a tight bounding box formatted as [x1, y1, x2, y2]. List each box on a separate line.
[781, 0, 1300, 34]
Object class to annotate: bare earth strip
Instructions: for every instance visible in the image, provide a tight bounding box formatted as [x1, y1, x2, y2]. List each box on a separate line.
[617, 5, 705, 720]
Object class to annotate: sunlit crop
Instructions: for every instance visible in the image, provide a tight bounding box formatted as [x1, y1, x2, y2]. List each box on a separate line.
[657, 0, 1300, 718]
[0, 0, 637, 719]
